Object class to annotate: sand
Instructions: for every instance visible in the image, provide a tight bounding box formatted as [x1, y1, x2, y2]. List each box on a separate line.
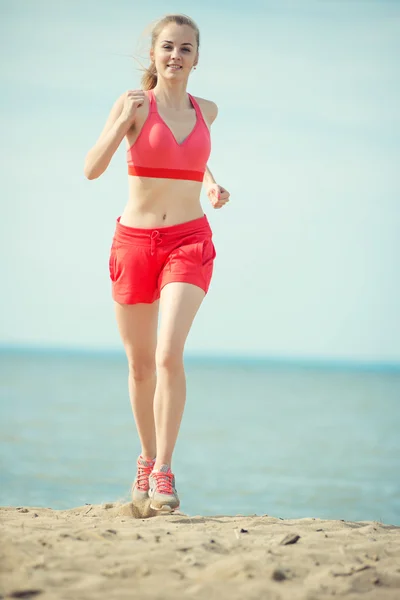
[1, 501, 400, 600]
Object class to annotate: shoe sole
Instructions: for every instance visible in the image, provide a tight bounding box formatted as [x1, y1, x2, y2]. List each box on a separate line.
[149, 503, 180, 513]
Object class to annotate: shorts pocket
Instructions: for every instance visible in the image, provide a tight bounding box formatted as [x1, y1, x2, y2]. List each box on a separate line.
[201, 237, 217, 266]
[108, 245, 118, 282]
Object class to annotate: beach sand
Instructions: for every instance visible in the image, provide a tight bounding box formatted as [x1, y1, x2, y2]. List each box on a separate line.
[1, 501, 399, 599]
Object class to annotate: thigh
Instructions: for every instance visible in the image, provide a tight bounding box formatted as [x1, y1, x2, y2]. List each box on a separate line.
[159, 235, 216, 296]
[110, 243, 160, 305]
[157, 282, 205, 361]
[115, 301, 160, 367]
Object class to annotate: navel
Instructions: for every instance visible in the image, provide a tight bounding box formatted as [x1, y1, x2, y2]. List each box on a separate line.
[162, 213, 167, 221]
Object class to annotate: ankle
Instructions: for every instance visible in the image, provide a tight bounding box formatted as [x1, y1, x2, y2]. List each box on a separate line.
[140, 453, 156, 463]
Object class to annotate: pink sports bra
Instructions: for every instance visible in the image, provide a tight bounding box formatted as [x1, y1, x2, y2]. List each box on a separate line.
[126, 89, 211, 182]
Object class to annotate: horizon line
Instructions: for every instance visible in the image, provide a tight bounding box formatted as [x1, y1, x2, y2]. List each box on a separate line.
[1, 343, 399, 373]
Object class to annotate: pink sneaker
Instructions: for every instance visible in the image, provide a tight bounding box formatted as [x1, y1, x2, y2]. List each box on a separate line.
[148, 464, 180, 512]
[131, 455, 155, 503]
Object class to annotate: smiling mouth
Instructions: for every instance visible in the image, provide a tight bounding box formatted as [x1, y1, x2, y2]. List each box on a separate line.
[167, 65, 182, 69]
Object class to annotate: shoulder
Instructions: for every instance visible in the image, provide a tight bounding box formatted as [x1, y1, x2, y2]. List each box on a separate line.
[193, 96, 218, 125]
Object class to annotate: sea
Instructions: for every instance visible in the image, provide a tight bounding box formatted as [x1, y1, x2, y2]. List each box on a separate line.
[1, 350, 399, 525]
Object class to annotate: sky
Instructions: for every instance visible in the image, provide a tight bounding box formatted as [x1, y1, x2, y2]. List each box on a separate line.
[1, 0, 399, 364]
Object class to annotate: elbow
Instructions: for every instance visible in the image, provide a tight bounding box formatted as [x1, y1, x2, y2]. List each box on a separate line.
[84, 169, 97, 180]
[84, 160, 100, 180]
[84, 155, 109, 180]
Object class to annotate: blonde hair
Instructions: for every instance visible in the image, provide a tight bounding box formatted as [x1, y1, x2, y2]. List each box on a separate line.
[140, 14, 200, 91]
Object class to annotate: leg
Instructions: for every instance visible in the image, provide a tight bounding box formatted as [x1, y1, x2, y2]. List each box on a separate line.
[153, 282, 206, 470]
[114, 301, 159, 459]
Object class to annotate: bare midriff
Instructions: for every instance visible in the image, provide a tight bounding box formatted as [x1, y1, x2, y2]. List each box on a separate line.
[119, 176, 204, 229]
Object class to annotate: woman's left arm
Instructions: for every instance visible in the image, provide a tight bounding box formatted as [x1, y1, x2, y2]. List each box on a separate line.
[198, 99, 231, 210]
[203, 166, 230, 209]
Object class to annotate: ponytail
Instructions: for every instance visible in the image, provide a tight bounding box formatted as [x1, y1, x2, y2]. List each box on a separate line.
[141, 61, 157, 91]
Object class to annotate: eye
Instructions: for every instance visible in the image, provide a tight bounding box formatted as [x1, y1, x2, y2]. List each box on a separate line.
[182, 48, 191, 52]
[163, 45, 172, 49]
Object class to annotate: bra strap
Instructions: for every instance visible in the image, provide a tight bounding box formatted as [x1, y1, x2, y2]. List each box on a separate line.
[148, 89, 158, 113]
[188, 93, 206, 124]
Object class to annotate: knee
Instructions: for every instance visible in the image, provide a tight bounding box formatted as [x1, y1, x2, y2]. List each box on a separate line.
[127, 356, 156, 381]
[155, 348, 184, 373]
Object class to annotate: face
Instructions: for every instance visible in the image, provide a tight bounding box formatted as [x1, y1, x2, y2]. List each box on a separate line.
[151, 23, 198, 80]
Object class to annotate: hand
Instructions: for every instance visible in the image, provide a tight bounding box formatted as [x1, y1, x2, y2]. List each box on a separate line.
[120, 89, 145, 126]
[207, 184, 230, 209]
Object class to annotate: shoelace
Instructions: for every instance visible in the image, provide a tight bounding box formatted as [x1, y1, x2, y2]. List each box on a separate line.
[152, 470, 174, 495]
[136, 461, 155, 491]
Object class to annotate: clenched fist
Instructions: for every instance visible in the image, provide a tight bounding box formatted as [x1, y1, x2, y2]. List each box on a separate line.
[120, 89, 146, 126]
[207, 183, 230, 209]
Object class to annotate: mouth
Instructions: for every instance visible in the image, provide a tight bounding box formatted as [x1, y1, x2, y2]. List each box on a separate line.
[167, 64, 182, 71]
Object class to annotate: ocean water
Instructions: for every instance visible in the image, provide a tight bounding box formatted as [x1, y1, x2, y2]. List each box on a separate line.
[1, 351, 399, 525]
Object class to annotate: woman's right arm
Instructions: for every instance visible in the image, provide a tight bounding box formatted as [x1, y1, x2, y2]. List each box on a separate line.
[84, 90, 144, 180]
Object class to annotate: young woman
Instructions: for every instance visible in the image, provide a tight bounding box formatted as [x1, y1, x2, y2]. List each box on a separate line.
[84, 14, 230, 513]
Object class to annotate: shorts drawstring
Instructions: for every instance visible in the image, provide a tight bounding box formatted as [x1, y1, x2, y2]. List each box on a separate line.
[150, 230, 162, 255]
[114, 215, 211, 255]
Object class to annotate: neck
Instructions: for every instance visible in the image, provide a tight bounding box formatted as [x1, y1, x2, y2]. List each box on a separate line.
[152, 81, 190, 110]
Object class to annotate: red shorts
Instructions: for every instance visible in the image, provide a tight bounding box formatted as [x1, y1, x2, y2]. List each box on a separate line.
[109, 214, 217, 304]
